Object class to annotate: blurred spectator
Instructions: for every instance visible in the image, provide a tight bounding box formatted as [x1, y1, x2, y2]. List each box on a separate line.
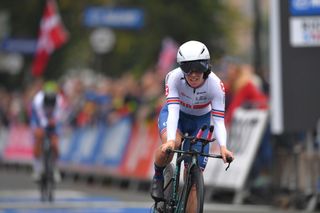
[76, 99, 97, 127]
[120, 73, 141, 121]
[8, 92, 29, 125]
[223, 63, 268, 126]
[137, 70, 163, 124]
[219, 59, 272, 198]
[101, 73, 138, 125]
[93, 77, 114, 125]
[0, 87, 10, 127]
[63, 77, 86, 127]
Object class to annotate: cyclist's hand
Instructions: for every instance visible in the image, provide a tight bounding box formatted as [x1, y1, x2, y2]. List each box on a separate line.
[48, 118, 56, 128]
[161, 140, 175, 154]
[220, 145, 234, 163]
[46, 119, 56, 132]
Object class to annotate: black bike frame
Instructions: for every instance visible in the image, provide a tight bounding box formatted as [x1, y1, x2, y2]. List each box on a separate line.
[153, 125, 232, 213]
[172, 139, 203, 212]
[40, 132, 55, 202]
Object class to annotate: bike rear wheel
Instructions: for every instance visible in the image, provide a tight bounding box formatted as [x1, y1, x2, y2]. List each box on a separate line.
[164, 163, 174, 202]
[153, 163, 175, 213]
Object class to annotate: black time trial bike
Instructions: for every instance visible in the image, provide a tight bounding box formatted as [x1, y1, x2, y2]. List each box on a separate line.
[38, 129, 56, 202]
[151, 125, 233, 213]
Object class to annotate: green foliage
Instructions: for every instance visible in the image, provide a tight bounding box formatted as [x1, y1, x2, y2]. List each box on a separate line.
[0, 0, 241, 84]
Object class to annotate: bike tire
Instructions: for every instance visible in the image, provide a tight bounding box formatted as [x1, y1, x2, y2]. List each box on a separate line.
[163, 163, 174, 202]
[40, 137, 55, 202]
[47, 147, 55, 202]
[47, 173, 54, 202]
[154, 163, 175, 213]
[40, 154, 50, 202]
[186, 165, 204, 213]
[180, 165, 204, 213]
[176, 172, 190, 213]
[40, 178, 46, 202]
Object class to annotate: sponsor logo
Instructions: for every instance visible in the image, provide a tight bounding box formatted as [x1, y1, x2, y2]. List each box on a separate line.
[196, 96, 207, 101]
[181, 92, 191, 99]
[196, 91, 206, 95]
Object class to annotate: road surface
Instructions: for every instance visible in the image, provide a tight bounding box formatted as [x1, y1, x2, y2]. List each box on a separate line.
[0, 165, 303, 213]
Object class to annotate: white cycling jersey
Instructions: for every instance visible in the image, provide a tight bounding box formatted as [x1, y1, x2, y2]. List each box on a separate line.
[165, 68, 227, 147]
[32, 91, 64, 128]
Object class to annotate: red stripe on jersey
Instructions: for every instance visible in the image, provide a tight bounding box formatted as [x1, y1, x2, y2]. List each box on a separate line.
[180, 101, 210, 109]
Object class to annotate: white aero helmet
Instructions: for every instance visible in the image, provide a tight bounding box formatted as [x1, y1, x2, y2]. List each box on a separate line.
[177, 40, 210, 63]
[177, 40, 211, 78]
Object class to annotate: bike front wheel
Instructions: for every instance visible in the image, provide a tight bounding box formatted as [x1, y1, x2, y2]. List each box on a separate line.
[40, 139, 55, 202]
[184, 165, 204, 213]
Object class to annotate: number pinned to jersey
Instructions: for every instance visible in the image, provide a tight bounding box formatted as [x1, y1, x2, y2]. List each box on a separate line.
[220, 81, 225, 93]
[165, 85, 169, 96]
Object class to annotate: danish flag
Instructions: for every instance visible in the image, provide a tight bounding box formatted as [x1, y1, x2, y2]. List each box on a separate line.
[31, 0, 69, 77]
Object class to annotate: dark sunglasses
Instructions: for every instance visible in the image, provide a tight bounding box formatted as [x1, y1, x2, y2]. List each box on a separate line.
[180, 60, 209, 74]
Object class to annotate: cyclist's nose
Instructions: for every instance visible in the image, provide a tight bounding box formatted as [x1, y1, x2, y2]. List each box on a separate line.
[189, 71, 203, 78]
[189, 71, 199, 76]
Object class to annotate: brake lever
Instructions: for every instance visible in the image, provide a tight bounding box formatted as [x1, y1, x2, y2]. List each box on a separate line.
[225, 156, 233, 171]
[225, 162, 231, 171]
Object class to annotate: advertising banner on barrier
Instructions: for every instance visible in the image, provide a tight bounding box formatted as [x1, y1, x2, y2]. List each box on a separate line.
[59, 127, 85, 163]
[59, 127, 75, 162]
[69, 127, 99, 164]
[0, 127, 8, 159]
[96, 118, 131, 168]
[119, 120, 161, 179]
[2, 124, 33, 162]
[204, 108, 269, 190]
[59, 118, 132, 173]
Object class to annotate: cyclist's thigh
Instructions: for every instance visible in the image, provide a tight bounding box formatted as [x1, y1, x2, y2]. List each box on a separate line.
[50, 134, 59, 148]
[46, 125, 60, 154]
[181, 112, 211, 170]
[33, 127, 44, 157]
[30, 108, 44, 143]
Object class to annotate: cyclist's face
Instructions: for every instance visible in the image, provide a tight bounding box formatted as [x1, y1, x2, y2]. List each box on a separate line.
[185, 71, 204, 88]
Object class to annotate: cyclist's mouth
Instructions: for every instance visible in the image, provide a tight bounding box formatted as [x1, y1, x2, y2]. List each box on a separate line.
[189, 77, 200, 82]
[188, 77, 200, 86]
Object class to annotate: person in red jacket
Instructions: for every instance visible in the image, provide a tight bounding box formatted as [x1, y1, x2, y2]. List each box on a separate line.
[221, 60, 272, 193]
[224, 63, 268, 126]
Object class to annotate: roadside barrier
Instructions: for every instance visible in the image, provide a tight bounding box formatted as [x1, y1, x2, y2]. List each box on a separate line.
[0, 109, 269, 192]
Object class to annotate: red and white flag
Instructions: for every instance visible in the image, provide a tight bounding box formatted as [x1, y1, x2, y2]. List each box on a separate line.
[31, 0, 69, 77]
[156, 37, 178, 76]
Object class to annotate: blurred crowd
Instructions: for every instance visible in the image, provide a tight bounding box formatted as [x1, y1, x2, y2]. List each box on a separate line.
[0, 57, 273, 191]
[0, 57, 270, 132]
[0, 67, 166, 130]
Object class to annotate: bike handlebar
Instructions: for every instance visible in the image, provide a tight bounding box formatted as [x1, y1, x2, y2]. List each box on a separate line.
[165, 148, 233, 171]
[165, 125, 233, 171]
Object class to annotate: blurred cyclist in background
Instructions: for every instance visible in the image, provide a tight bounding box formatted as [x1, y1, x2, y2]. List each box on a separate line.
[30, 81, 64, 182]
[151, 40, 234, 212]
